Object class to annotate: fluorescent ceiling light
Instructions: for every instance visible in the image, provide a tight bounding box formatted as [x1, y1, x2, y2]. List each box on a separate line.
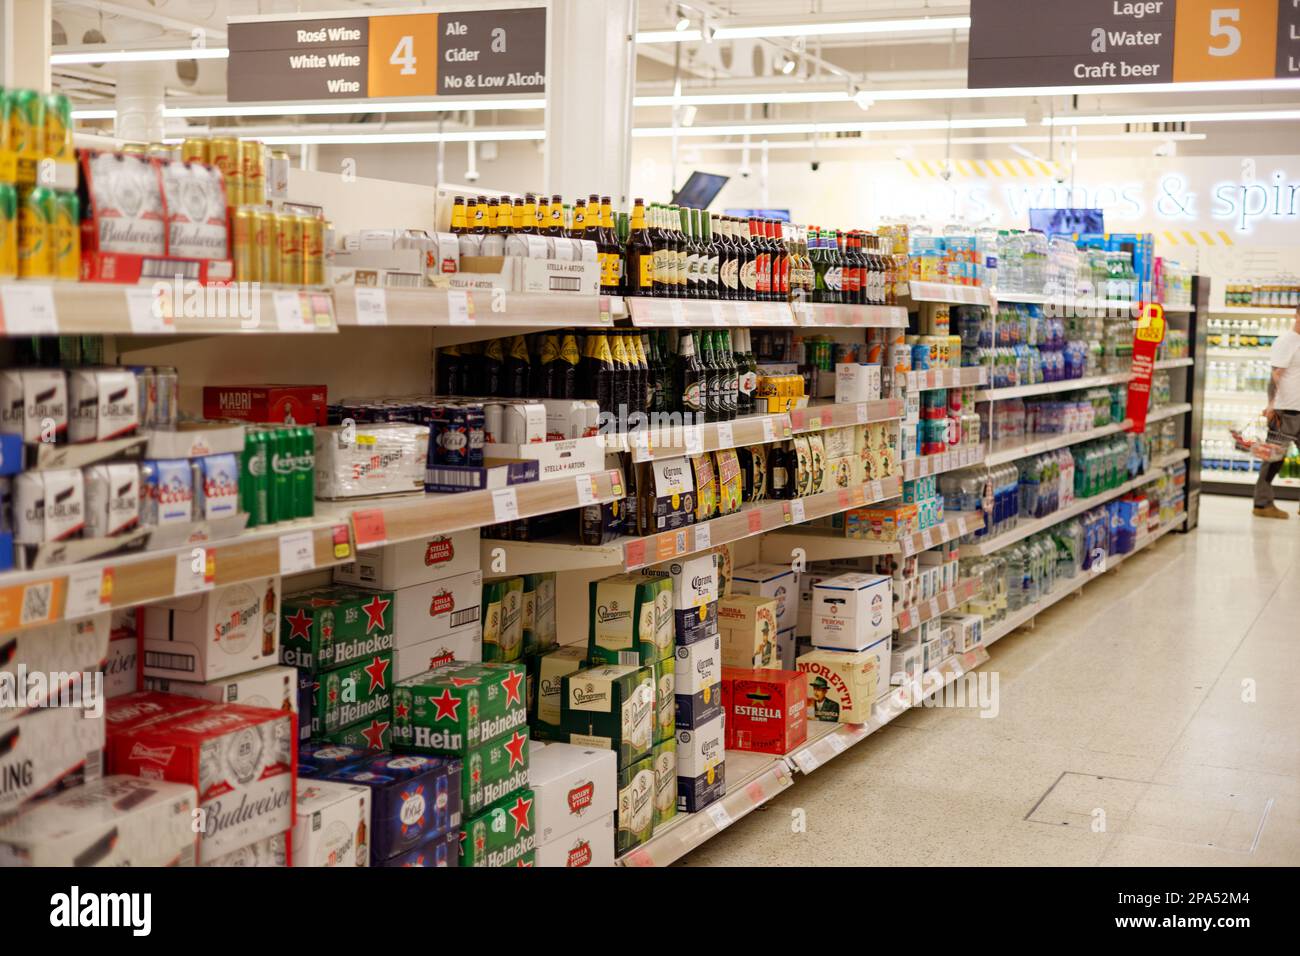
[73, 98, 547, 121]
[51, 47, 230, 64]
[636, 16, 969, 43]
[633, 117, 1028, 138]
[245, 129, 546, 146]
[682, 132, 1207, 150]
[1045, 109, 1300, 126]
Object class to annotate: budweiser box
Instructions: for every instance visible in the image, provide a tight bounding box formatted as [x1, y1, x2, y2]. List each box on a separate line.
[461, 725, 530, 817]
[459, 788, 537, 867]
[383, 829, 458, 867]
[811, 572, 892, 652]
[652, 738, 677, 830]
[333, 528, 479, 590]
[143, 578, 281, 682]
[732, 563, 798, 633]
[797, 648, 879, 723]
[0, 708, 105, 814]
[536, 811, 613, 868]
[202, 385, 328, 426]
[308, 651, 393, 736]
[0, 775, 196, 866]
[107, 703, 293, 862]
[560, 663, 655, 769]
[145, 664, 299, 716]
[327, 753, 462, 863]
[718, 594, 779, 669]
[482, 576, 523, 663]
[640, 552, 719, 646]
[201, 831, 288, 867]
[392, 661, 527, 753]
[528, 741, 616, 847]
[673, 633, 722, 729]
[588, 573, 671, 666]
[394, 630, 483, 682]
[528, 645, 588, 741]
[292, 778, 370, 867]
[0, 614, 109, 721]
[319, 717, 392, 752]
[388, 571, 483, 655]
[104, 690, 208, 736]
[726, 668, 808, 755]
[297, 741, 372, 778]
[652, 656, 674, 744]
[676, 713, 726, 813]
[522, 572, 558, 656]
[280, 586, 395, 673]
[106, 610, 138, 699]
[615, 756, 654, 855]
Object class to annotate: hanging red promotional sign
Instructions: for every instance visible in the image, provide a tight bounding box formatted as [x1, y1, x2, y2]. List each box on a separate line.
[1125, 303, 1165, 434]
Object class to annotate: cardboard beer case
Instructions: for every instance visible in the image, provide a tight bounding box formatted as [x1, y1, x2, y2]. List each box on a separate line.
[327, 753, 462, 863]
[307, 651, 393, 736]
[652, 655, 675, 744]
[528, 645, 588, 742]
[521, 572, 558, 656]
[588, 573, 672, 666]
[201, 830, 289, 867]
[333, 528, 479, 590]
[382, 829, 459, 867]
[143, 578, 281, 682]
[652, 738, 677, 830]
[393, 630, 483, 682]
[459, 787, 537, 867]
[560, 664, 655, 769]
[0, 613, 109, 720]
[144, 664, 298, 715]
[731, 563, 798, 632]
[392, 661, 527, 753]
[811, 572, 892, 652]
[535, 812, 614, 868]
[0, 707, 105, 816]
[673, 633, 722, 729]
[387, 571, 483, 656]
[459, 726, 530, 817]
[676, 712, 726, 813]
[482, 576, 524, 663]
[725, 668, 808, 755]
[279, 586, 395, 673]
[291, 778, 371, 867]
[615, 757, 655, 855]
[528, 741, 617, 847]
[796, 648, 879, 724]
[297, 741, 372, 778]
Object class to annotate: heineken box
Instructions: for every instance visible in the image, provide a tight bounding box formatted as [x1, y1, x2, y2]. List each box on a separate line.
[528, 742, 616, 847]
[459, 789, 537, 868]
[521, 572, 557, 657]
[292, 779, 370, 867]
[315, 716, 392, 753]
[536, 813, 614, 868]
[462, 726, 530, 817]
[616, 757, 655, 856]
[281, 586, 395, 672]
[327, 753, 462, 863]
[652, 656, 675, 744]
[561, 664, 655, 769]
[676, 712, 726, 813]
[673, 632, 722, 729]
[310, 651, 393, 736]
[588, 573, 672, 666]
[482, 576, 524, 662]
[528, 645, 588, 741]
[392, 661, 527, 753]
[382, 829, 459, 867]
[652, 738, 677, 830]
[298, 741, 372, 778]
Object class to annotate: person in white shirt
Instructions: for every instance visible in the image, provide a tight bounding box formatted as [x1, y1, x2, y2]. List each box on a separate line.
[1254, 306, 1300, 519]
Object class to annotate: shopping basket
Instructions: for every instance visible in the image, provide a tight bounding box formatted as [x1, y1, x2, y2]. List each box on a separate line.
[1229, 416, 1289, 463]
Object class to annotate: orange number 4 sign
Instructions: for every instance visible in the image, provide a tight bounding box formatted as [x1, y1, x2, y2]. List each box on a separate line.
[368, 13, 440, 98]
[1174, 0, 1279, 81]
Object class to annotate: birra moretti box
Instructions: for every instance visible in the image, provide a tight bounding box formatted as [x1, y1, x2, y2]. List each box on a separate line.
[143, 578, 281, 682]
[811, 572, 892, 651]
[561, 664, 655, 768]
[796, 647, 879, 723]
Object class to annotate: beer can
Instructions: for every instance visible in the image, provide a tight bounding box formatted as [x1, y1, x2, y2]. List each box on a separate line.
[434, 405, 468, 467]
[119, 142, 147, 157]
[239, 139, 265, 207]
[189, 460, 206, 521]
[208, 136, 241, 206]
[17, 186, 55, 278]
[464, 403, 485, 468]
[8, 89, 45, 157]
[482, 402, 504, 445]
[267, 149, 290, 198]
[52, 191, 80, 281]
[150, 366, 179, 430]
[199, 452, 241, 521]
[181, 137, 210, 164]
[146, 142, 176, 162]
[269, 428, 293, 523]
[252, 208, 278, 285]
[42, 93, 72, 161]
[299, 215, 324, 286]
[240, 428, 271, 528]
[292, 426, 314, 520]
[84, 463, 142, 538]
[0, 182, 17, 278]
[233, 207, 256, 283]
[276, 213, 303, 287]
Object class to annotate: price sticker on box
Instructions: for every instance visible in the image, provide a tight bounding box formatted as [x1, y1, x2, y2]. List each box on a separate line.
[575, 474, 599, 507]
[782, 502, 793, 525]
[0, 284, 58, 335]
[447, 289, 474, 325]
[279, 530, 316, 575]
[491, 488, 520, 523]
[353, 287, 389, 326]
[124, 286, 175, 334]
[64, 566, 110, 620]
[693, 521, 711, 552]
[706, 802, 733, 830]
[175, 549, 215, 595]
[790, 499, 806, 524]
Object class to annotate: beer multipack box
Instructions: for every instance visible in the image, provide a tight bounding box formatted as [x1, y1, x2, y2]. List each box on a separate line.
[674, 632, 722, 728]
[718, 594, 779, 669]
[106, 612, 139, 699]
[797, 647, 879, 723]
[388, 571, 483, 657]
[69, 368, 139, 444]
[560, 664, 655, 768]
[460, 726, 530, 817]
[0, 613, 109, 721]
[297, 741, 374, 778]
[292, 779, 371, 867]
[731, 564, 798, 632]
[333, 528, 479, 590]
[327, 753, 462, 863]
[392, 661, 527, 753]
[142, 578, 281, 683]
[394, 631, 482, 682]
[652, 656, 675, 744]
[0, 368, 68, 444]
[640, 553, 719, 646]
[811, 572, 892, 652]
[0, 775, 196, 867]
[528, 645, 588, 741]
[280, 586, 395, 673]
[482, 576, 523, 663]
[527, 741, 616, 848]
[0, 707, 105, 815]
[615, 756, 654, 854]
[202, 384, 328, 427]
[536, 811, 614, 868]
[521, 572, 558, 657]
[723, 668, 808, 755]
[459, 788, 537, 867]
[308, 651, 393, 736]
[145, 663, 299, 716]
[201, 830, 289, 867]
[588, 573, 673, 666]
[635, 457, 696, 534]
[676, 712, 726, 813]
[383, 829, 459, 867]
[652, 738, 677, 830]
[317, 716, 393, 752]
[316, 423, 428, 499]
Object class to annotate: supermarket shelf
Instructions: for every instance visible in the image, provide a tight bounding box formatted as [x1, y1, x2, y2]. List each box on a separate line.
[1204, 391, 1261, 402]
[894, 577, 978, 631]
[1203, 469, 1300, 487]
[1159, 303, 1196, 314]
[906, 282, 992, 306]
[983, 513, 1187, 647]
[993, 291, 1047, 304]
[901, 445, 985, 481]
[332, 286, 604, 330]
[1213, 305, 1299, 315]
[788, 398, 904, 433]
[792, 301, 909, 328]
[901, 366, 987, 392]
[764, 511, 984, 562]
[975, 371, 1132, 402]
[984, 420, 1131, 467]
[625, 296, 794, 328]
[1146, 402, 1192, 424]
[1154, 357, 1194, 370]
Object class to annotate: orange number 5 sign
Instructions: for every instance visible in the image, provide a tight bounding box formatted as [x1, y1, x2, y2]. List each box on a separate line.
[1173, 0, 1279, 81]
[368, 13, 440, 98]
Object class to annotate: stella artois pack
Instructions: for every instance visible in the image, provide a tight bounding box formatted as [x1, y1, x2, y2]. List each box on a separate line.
[615, 756, 655, 854]
[293, 779, 371, 867]
[676, 712, 725, 813]
[327, 752, 461, 863]
[652, 738, 677, 829]
[333, 528, 479, 590]
[0, 775, 196, 867]
[521, 572, 558, 656]
[388, 571, 483, 657]
[460, 726, 530, 817]
[527, 741, 616, 847]
[723, 668, 808, 755]
[280, 586, 395, 673]
[392, 661, 527, 754]
[394, 631, 483, 683]
[528, 645, 588, 741]
[796, 647, 879, 724]
[383, 829, 459, 867]
[460, 787, 536, 867]
[536, 812, 614, 868]
[560, 664, 655, 769]
[145, 664, 298, 716]
[588, 573, 672, 666]
[106, 702, 293, 862]
[0, 707, 105, 815]
[202, 831, 289, 867]
[142, 577, 281, 682]
[308, 651, 393, 736]
[674, 632, 722, 729]
[652, 656, 675, 744]
[0, 613, 109, 720]
[482, 576, 524, 663]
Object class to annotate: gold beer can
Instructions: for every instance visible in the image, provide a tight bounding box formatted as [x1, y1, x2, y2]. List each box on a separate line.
[52, 191, 80, 281]
[267, 150, 290, 198]
[253, 208, 278, 285]
[120, 142, 147, 157]
[17, 186, 55, 278]
[208, 136, 242, 206]
[240, 139, 265, 207]
[276, 212, 303, 286]
[181, 137, 209, 164]
[300, 215, 324, 286]
[146, 142, 176, 162]
[0, 183, 19, 278]
[233, 207, 256, 283]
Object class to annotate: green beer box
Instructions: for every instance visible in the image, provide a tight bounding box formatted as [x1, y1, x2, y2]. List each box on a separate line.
[281, 586, 395, 672]
[652, 656, 675, 744]
[528, 645, 588, 742]
[459, 788, 538, 868]
[311, 651, 394, 736]
[482, 577, 524, 663]
[616, 756, 655, 856]
[652, 738, 677, 830]
[393, 661, 527, 753]
[522, 573, 557, 657]
[462, 725, 531, 817]
[588, 573, 672, 666]
[561, 663, 655, 769]
[316, 717, 392, 752]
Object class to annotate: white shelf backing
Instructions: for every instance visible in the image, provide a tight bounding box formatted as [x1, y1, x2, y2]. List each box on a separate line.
[1154, 357, 1194, 369]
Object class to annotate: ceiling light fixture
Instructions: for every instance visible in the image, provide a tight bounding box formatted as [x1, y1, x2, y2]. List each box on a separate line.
[633, 117, 1029, 138]
[72, 98, 548, 121]
[238, 130, 547, 146]
[636, 15, 971, 43]
[1044, 109, 1300, 126]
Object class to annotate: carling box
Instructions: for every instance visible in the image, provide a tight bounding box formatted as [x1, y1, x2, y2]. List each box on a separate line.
[308, 651, 392, 736]
[0, 707, 105, 815]
[676, 712, 725, 813]
[292, 778, 371, 867]
[528, 645, 587, 742]
[535, 812, 614, 868]
[388, 571, 482, 655]
[811, 572, 892, 652]
[392, 661, 527, 753]
[797, 648, 879, 723]
[333, 528, 479, 590]
[327, 753, 461, 863]
[726, 668, 808, 755]
[674, 632, 722, 728]
[588, 573, 671, 666]
[142, 578, 281, 682]
[560, 664, 654, 768]
[280, 586, 395, 673]
[460, 788, 536, 867]
[528, 741, 616, 847]
[0, 613, 109, 720]
[615, 757, 654, 855]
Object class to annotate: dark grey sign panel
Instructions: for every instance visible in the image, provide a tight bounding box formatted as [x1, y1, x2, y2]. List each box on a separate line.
[1279, 0, 1300, 78]
[227, 18, 369, 102]
[436, 7, 547, 95]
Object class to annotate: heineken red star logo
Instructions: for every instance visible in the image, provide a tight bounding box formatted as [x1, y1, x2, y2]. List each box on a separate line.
[507, 795, 533, 837]
[471, 764, 482, 785]
[504, 730, 526, 769]
[328, 684, 339, 704]
[500, 669, 523, 707]
[285, 609, 313, 642]
[448, 676, 480, 687]
[361, 595, 391, 633]
[363, 655, 390, 692]
[517, 858, 534, 867]
[360, 719, 389, 749]
[394, 701, 409, 719]
[475, 831, 486, 853]
[430, 689, 461, 721]
[306, 598, 338, 607]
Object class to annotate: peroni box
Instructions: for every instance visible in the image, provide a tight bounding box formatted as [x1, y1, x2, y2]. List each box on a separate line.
[459, 788, 537, 867]
[725, 668, 808, 754]
[461, 726, 530, 817]
[309, 651, 393, 736]
[392, 661, 527, 753]
[280, 586, 395, 672]
[560, 664, 655, 769]
[327, 752, 462, 863]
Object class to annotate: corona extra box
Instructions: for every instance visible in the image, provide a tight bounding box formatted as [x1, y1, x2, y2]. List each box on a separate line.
[292, 779, 370, 867]
[674, 632, 722, 729]
[676, 712, 725, 813]
[392, 661, 527, 753]
[143, 577, 281, 682]
[280, 586, 395, 673]
[796, 648, 878, 724]
[640, 553, 719, 647]
[333, 528, 479, 590]
[0, 707, 104, 815]
[308, 651, 392, 736]
[615, 756, 654, 855]
[528, 645, 587, 741]
[383, 829, 459, 867]
[588, 573, 671, 666]
[460, 727, 530, 817]
[560, 664, 655, 769]
[459, 788, 536, 867]
[652, 738, 677, 830]
[327, 753, 461, 863]
[528, 741, 616, 847]
[535, 812, 614, 868]
[725, 668, 808, 755]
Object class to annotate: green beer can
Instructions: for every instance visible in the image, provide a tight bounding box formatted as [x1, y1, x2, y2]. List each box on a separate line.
[0, 182, 17, 278]
[241, 427, 271, 528]
[293, 425, 314, 520]
[269, 427, 294, 523]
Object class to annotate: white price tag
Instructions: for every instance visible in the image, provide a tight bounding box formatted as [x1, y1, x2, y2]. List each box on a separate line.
[793, 749, 819, 774]
[826, 734, 847, 754]
[174, 551, 214, 595]
[871, 479, 883, 501]
[922, 529, 935, 549]
[273, 291, 308, 331]
[447, 289, 473, 325]
[124, 287, 175, 334]
[707, 803, 733, 830]
[64, 566, 107, 620]
[669, 300, 686, 325]
[575, 474, 598, 507]
[761, 418, 777, 443]
[0, 284, 58, 334]
[928, 598, 941, 619]
[278, 530, 316, 575]
[353, 287, 389, 326]
[694, 521, 711, 551]
[683, 425, 704, 457]
[492, 487, 520, 522]
[790, 499, 806, 524]
[856, 403, 870, 424]
[716, 422, 734, 449]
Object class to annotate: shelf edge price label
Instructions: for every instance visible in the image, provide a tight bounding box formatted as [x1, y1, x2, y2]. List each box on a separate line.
[625, 538, 646, 568]
[826, 734, 847, 754]
[175, 548, 216, 595]
[693, 520, 711, 552]
[790, 499, 806, 524]
[353, 286, 389, 326]
[715, 422, 733, 450]
[447, 289, 474, 325]
[608, 469, 624, 498]
[279, 530, 316, 575]
[781, 502, 793, 525]
[352, 509, 388, 549]
[124, 286, 176, 334]
[761, 418, 777, 443]
[272, 291, 308, 332]
[491, 487, 520, 523]
[574, 474, 598, 507]
[928, 597, 941, 620]
[706, 803, 733, 830]
[0, 283, 58, 335]
[64, 566, 110, 620]
[747, 509, 763, 534]
[792, 750, 818, 774]
[856, 403, 870, 424]
[683, 425, 704, 457]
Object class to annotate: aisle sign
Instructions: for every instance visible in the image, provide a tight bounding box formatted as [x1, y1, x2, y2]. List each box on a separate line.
[1126, 304, 1166, 433]
[968, 0, 1299, 88]
[227, 7, 547, 103]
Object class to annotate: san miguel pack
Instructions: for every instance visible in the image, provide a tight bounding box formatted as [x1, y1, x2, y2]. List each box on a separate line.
[392, 661, 527, 754]
[460, 788, 536, 868]
[142, 578, 281, 682]
[0, 707, 105, 815]
[327, 753, 462, 863]
[292, 779, 371, 867]
[280, 586, 395, 673]
[308, 651, 393, 736]
[561, 664, 655, 769]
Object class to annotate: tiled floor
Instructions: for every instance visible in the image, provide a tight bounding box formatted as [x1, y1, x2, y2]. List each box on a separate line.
[681, 494, 1300, 866]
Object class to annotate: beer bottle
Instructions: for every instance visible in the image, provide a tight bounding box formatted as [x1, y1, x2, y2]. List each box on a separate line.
[697, 328, 718, 423]
[610, 328, 633, 427]
[651, 205, 669, 298]
[630, 330, 650, 416]
[450, 197, 467, 235]
[738, 328, 759, 417]
[676, 330, 704, 424]
[751, 218, 770, 302]
[842, 231, 860, 305]
[626, 198, 654, 297]
[719, 329, 739, 421]
[547, 195, 565, 236]
[713, 215, 732, 301]
[700, 212, 718, 299]
[616, 210, 630, 294]
[595, 196, 617, 294]
[739, 219, 758, 302]
[569, 198, 587, 241]
[765, 219, 781, 302]
[584, 330, 615, 416]
[505, 334, 530, 397]
[520, 194, 539, 234]
[508, 198, 523, 233]
[646, 331, 663, 414]
[559, 330, 580, 399]
[536, 194, 551, 234]
[460, 339, 483, 392]
[681, 207, 700, 300]
[465, 197, 480, 234]
[481, 337, 505, 396]
[769, 440, 792, 499]
[539, 333, 561, 398]
[811, 229, 828, 303]
[776, 220, 792, 302]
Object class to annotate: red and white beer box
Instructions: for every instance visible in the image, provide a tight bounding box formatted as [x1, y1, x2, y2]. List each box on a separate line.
[202, 385, 328, 427]
[145, 664, 299, 715]
[334, 528, 480, 590]
[393, 631, 482, 682]
[201, 830, 289, 867]
[107, 703, 295, 862]
[796, 648, 879, 724]
[106, 610, 139, 699]
[534, 813, 614, 868]
[388, 570, 483, 650]
[0, 707, 105, 815]
[811, 572, 892, 652]
[528, 742, 616, 846]
[105, 690, 209, 737]
[0, 613, 109, 721]
[292, 779, 370, 867]
[0, 775, 197, 866]
[142, 577, 281, 682]
[725, 668, 808, 755]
